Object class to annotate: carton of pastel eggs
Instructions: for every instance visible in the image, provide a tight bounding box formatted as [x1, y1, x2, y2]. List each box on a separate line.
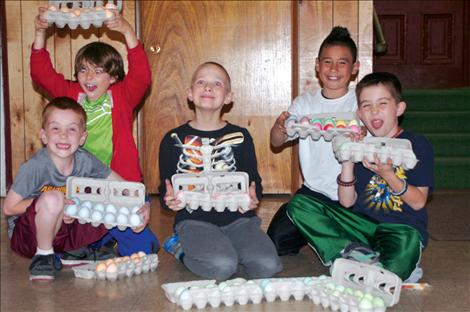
[286, 112, 361, 141]
[172, 172, 251, 212]
[64, 177, 144, 230]
[72, 251, 158, 281]
[162, 259, 402, 311]
[332, 135, 418, 170]
[44, 1, 122, 29]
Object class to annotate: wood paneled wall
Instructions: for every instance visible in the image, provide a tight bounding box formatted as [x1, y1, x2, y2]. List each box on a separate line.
[5, 1, 372, 195]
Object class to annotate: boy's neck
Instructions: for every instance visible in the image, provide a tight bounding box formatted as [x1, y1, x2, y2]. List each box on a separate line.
[190, 111, 227, 131]
[48, 151, 75, 177]
[321, 88, 349, 99]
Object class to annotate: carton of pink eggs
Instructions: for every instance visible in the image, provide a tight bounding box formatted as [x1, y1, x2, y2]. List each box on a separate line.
[161, 259, 402, 311]
[64, 177, 144, 230]
[333, 136, 418, 170]
[172, 172, 251, 212]
[44, 1, 122, 29]
[72, 251, 158, 281]
[286, 112, 361, 141]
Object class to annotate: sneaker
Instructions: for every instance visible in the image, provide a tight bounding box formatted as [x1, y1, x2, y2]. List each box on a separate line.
[59, 245, 117, 266]
[163, 233, 184, 261]
[29, 254, 62, 281]
[340, 242, 382, 266]
[404, 266, 423, 283]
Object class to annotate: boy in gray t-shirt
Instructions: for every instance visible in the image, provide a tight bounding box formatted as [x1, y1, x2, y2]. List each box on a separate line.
[3, 97, 149, 281]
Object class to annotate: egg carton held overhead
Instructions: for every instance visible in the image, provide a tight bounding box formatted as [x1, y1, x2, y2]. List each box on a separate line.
[45, 0, 123, 29]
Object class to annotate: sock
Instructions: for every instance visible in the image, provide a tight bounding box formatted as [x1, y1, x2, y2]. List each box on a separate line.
[36, 247, 54, 256]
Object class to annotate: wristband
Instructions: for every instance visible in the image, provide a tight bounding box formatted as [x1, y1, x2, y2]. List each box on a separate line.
[337, 174, 357, 187]
[145, 194, 151, 203]
[391, 178, 408, 196]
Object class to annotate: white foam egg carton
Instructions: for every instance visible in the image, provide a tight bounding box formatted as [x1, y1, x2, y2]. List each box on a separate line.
[172, 172, 250, 212]
[44, 1, 122, 29]
[162, 259, 402, 311]
[64, 177, 144, 230]
[286, 112, 361, 141]
[332, 135, 418, 170]
[72, 252, 158, 281]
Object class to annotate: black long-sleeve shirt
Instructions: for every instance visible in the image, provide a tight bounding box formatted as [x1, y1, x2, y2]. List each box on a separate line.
[158, 122, 263, 226]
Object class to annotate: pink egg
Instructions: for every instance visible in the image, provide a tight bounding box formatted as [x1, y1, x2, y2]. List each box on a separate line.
[349, 125, 360, 133]
[300, 116, 310, 124]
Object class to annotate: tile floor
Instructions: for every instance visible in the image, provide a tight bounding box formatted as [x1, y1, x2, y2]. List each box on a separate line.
[1, 193, 469, 312]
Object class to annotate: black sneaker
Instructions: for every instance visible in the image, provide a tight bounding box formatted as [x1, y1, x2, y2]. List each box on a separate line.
[29, 254, 62, 281]
[59, 245, 117, 266]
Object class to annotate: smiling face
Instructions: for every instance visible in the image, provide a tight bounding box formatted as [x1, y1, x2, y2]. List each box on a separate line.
[186, 63, 233, 113]
[357, 84, 406, 137]
[76, 61, 117, 101]
[315, 45, 359, 98]
[40, 108, 87, 162]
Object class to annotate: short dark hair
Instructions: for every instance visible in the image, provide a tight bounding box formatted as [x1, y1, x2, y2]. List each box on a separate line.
[192, 61, 232, 91]
[74, 42, 125, 81]
[356, 72, 403, 103]
[42, 97, 87, 129]
[318, 26, 357, 62]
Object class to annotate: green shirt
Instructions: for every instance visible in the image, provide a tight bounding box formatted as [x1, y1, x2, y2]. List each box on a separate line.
[82, 93, 113, 165]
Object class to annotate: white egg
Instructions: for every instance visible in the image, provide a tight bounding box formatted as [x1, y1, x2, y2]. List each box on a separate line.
[104, 213, 116, 224]
[65, 204, 78, 216]
[93, 203, 105, 212]
[81, 201, 93, 209]
[116, 214, 128, 225]
[105, 204, 117, 214]
[91, 210, 103, 222]
[118, 206, 130, 215]
[70, 197, 81, 205]
[78, 207, 90, 219]
[131, 206, 140, 214]
[129, 214, 141, 227]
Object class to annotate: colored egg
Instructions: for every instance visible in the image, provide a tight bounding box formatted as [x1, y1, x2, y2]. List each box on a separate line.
[300, 116, 310, 124]
[335, 120, 347, 128]
[106, 263, 117, 273]
[349, 125, 360, 133]
[96, 262, 107, 272]
[310, 118, 323, 130]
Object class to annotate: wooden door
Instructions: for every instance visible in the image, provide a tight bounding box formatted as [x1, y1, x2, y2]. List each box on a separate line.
[141, 1, 293, 194]
[374, 0, 470, 88]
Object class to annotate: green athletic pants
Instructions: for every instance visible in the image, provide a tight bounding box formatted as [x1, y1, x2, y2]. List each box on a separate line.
[286, 194, 423, 280]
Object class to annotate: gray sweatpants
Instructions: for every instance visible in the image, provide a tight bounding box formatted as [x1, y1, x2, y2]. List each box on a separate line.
[175, 216, 283, 280]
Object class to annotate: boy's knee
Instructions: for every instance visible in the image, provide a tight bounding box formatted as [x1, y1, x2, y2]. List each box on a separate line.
[244, 253, 283, 278]
[37, 190, 65, 215]
[201, 255, 238, 280]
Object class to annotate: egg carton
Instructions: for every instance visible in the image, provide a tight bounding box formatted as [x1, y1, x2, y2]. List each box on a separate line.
[72, 252, 158, 281]
[172, 172, 251, 212]
[286, 112, 361, 141]
[64, 177, 144, 230]
[332, 135, 418, 170]
[44, 1, 122, 29]
[161, 259, 401, 311]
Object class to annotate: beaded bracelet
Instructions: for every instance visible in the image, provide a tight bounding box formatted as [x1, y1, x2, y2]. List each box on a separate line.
[336, 174, 357, 187]
[391, 178, 408, 196]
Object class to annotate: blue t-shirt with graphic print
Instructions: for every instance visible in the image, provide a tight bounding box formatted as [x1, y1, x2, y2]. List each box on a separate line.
[352, 131, 434, 246]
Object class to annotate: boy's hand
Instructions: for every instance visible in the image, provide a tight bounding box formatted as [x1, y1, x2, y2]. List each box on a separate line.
[363, 153, 395, 179]
[132, 202, 150, 233]
[104, 10, 138, 49]
[239, 182, 259, 213]
[274, 111, 291, 135]
[164, 179, 184, 211]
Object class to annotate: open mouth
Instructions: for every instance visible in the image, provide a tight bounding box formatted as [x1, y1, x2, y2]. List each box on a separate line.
[85, 84, 97, 92]
[371, 119, 384, 130]
[56, 143, 71, 150]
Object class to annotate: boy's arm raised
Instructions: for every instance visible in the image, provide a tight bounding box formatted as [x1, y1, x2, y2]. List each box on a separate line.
[33, 7, 48, 50]
[104, 10, 138, 49]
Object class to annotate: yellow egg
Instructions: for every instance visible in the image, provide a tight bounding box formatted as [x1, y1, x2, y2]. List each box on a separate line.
[106, 263, 117, 273]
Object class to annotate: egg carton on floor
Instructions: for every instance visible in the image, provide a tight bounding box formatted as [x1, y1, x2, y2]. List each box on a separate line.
[172, 172, 250, 212]
[161, 259, 402, 311]
[72, 252, 158, 281]
[64, 177, 145, 230]
[45, 1, 122, 29]
[286, 112, 361, 141]
[332, 136, 418, 170]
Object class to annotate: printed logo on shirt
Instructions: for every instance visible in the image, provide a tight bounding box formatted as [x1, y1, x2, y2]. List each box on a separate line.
[362, 167, 406, 213]
[40, 185, 66, 194]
